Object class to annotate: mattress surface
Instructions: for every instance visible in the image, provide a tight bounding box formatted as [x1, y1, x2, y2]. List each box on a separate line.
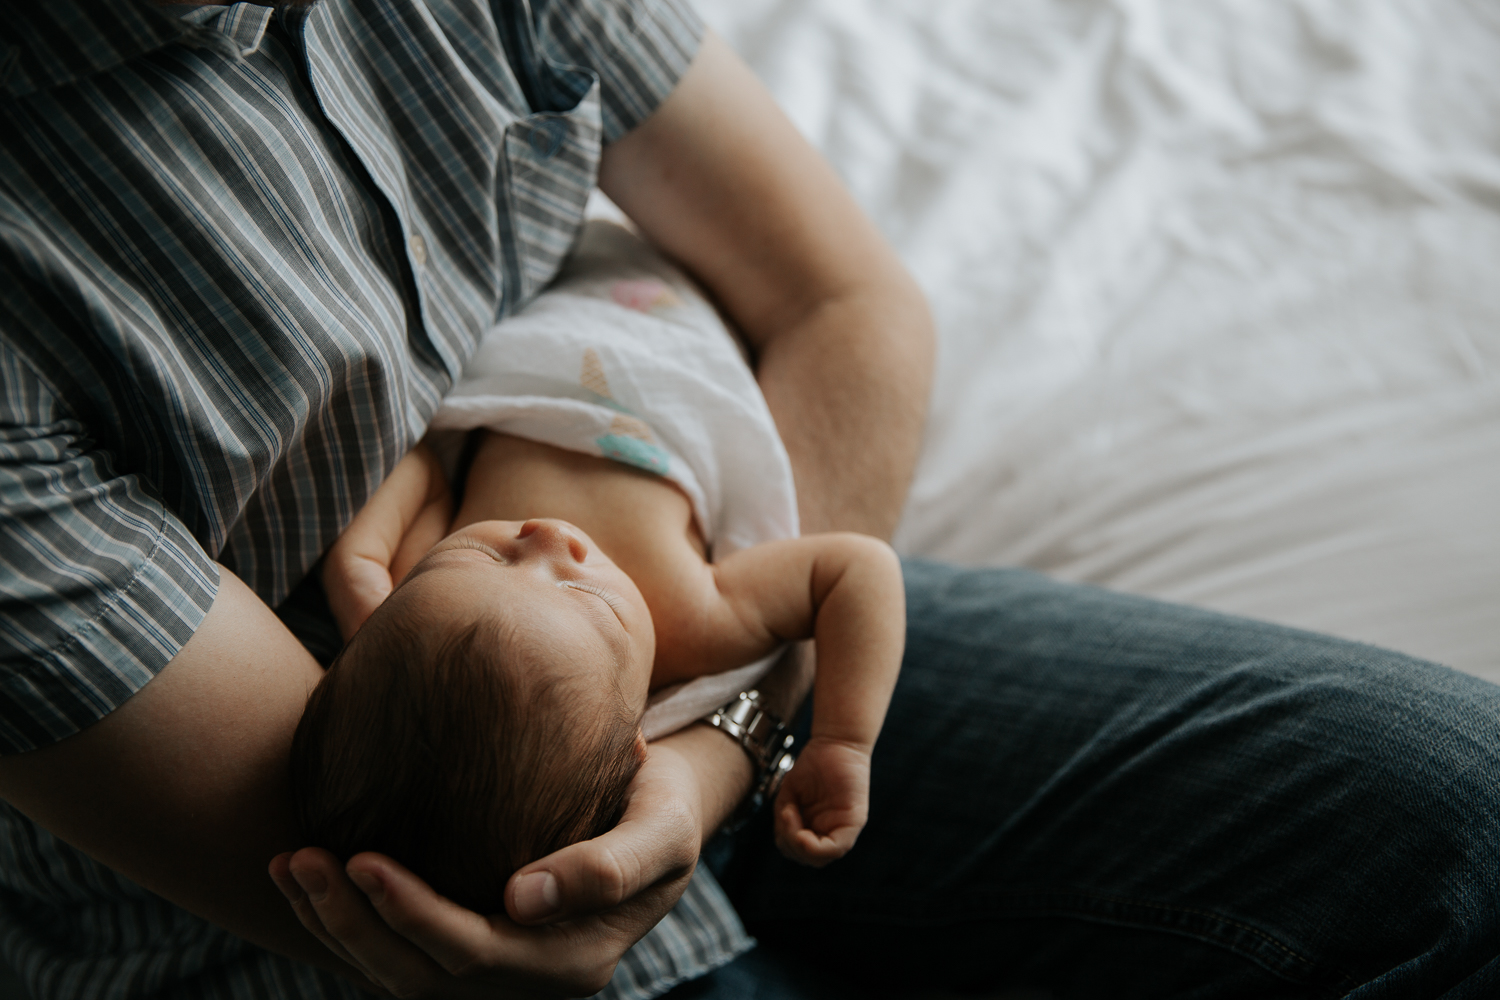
[693, 0, 1500, 676]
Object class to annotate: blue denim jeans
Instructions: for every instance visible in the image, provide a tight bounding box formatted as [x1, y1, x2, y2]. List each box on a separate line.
[669, 560, 1500, 999]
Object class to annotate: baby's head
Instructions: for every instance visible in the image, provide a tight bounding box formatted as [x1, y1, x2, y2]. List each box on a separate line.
[290, 519, 656, 912]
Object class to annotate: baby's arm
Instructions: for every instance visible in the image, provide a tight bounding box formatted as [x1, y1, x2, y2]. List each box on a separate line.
[322, 441, 453, 640]
[698, 534, 904, 866]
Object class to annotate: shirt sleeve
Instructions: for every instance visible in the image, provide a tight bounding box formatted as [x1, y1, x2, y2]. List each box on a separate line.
[0, 331, 218, 756]
[530, 0, 705, 142]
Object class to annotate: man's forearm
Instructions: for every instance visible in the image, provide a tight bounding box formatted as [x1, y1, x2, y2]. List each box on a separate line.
[756, 285, 932, 539]
[745, 279, 928, 750]
[599, 34, 933, 541]
[0, 570, 367, 982]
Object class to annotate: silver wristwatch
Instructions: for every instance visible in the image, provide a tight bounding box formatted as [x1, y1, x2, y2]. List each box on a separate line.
[702, 689, 796, 832]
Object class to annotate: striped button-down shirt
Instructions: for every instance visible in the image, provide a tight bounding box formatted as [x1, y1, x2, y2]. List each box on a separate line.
[0, 2, 751, 997]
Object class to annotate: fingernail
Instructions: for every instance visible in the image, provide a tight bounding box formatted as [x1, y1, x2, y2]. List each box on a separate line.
[269, 858, 303, 902]
[292, 868, 328, 902]
[512, 871, 561, 921]
[348, 868, 385, 904]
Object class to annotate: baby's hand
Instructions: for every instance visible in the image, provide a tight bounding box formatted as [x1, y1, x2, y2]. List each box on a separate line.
[321, 441, 453, 641]
[772, 736, 872, 867]
[322, 547, 396, 641]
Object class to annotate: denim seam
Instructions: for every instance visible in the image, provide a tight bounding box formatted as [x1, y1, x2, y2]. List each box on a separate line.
[1053, 890, 1312, 962]
[978, 887, 1368, 995]
[1008, 889, 1357, 996]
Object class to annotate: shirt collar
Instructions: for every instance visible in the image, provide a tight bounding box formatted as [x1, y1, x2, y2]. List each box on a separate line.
[184, 3, 277, 58]
[0, 1, 276, 98]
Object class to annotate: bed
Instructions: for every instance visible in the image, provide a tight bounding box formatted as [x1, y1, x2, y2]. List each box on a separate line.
[689, 0, 1500, 679]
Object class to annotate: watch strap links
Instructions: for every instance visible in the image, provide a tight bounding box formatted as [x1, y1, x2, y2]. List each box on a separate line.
[702, 690, 796, 833]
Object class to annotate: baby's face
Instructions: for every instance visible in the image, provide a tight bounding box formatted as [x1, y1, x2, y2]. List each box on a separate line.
[392, 518, 656, 708]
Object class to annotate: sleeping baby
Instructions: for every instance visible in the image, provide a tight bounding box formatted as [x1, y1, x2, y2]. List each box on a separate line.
[287, 220, 904, 913]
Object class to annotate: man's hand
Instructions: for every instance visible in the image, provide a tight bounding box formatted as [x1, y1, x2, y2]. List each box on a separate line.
[269, 738, 710, 999]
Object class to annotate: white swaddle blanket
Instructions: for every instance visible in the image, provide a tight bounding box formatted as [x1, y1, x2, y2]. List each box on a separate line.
[430, 220, 799, 739]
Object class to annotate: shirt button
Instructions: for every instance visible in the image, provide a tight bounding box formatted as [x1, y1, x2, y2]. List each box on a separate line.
[409, 233, 428, 267]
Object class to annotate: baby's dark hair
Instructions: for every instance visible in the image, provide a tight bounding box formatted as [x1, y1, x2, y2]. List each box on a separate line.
[289, 607, 646, 913]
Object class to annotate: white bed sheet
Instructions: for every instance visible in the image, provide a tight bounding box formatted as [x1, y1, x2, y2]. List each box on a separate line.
[692, 0, 1500, 677]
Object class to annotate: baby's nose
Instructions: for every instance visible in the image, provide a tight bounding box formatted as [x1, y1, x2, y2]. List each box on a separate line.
[516, 519, 588, 563]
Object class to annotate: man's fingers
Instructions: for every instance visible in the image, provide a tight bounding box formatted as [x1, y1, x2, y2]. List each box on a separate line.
[347, 853, 632, 997]
[508, 750, 700, 925]
[346, 853, 527, 978]
[269, 851, 369, 975]
[507, 823, 690, 925]
[287, 848, 452, 998]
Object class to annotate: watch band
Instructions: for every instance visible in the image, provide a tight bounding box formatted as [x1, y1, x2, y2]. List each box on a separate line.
[702, 689, 796, 833]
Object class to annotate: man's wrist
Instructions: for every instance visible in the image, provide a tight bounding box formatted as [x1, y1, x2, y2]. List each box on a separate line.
[701, 690, 797, 833]
[665, 724, 755, 839]
[651, 647, 813, 839]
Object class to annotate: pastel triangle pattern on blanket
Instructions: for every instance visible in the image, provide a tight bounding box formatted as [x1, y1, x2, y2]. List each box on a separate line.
[611, 278, 681, 313]
[581, 347, 672, 475]
[581, 346, 613, 399]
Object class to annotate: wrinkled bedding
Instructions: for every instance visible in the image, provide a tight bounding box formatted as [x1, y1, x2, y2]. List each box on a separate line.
[693, 0, 1500, 677]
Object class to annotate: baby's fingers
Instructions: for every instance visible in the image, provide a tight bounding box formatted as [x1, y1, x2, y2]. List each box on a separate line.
[773, 799, 860, 867]
[773, 797, 803, 856]
[322, 555, 394, 640]
[790, 827, 854, 866]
